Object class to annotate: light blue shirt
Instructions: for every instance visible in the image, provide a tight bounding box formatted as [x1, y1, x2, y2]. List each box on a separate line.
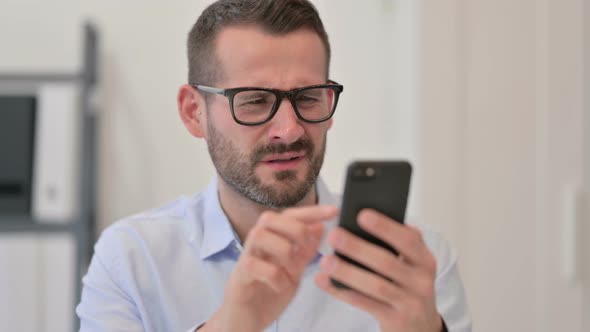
[77, 178, 472, 332]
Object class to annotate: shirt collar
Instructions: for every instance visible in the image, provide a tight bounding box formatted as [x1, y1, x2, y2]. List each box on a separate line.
[198, 176, 340, 260]
[199, 177, 237, 260]
[315, 177, 340, 256]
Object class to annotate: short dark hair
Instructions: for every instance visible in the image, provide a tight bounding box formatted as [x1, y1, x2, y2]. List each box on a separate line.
[187, 0, 331, 86]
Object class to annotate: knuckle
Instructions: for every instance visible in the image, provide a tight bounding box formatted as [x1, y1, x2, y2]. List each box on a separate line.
[241, 255, 256, 270]
[293, 221, 307, 239]
[397, 237, 412, 251]
[399, 228, 422, 250]
[248, 225, 265, 241]
[277, 239, 292, 258]
[408, 225, 421, 236]
[425, 253, 437, 274]
[375, 281, 393, 297]
[267, 264, 283, 282]
[381, 255, 399, 274]
[407, 229, 423, 245]
[416, 277, 435, 297]
[258, 210, 276, 225]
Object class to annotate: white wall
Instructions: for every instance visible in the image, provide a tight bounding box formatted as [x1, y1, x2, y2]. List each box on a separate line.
[418, 0, 587, 331]
[0, 234, 75, 331]
[316, 0, 419, 210]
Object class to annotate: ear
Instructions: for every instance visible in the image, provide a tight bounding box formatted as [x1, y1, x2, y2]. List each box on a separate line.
[178, 84, 207, 138]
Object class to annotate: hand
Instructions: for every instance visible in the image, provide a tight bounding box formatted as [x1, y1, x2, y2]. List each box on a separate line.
[203, 205, 338, 332]
[315, 209, 443, 332]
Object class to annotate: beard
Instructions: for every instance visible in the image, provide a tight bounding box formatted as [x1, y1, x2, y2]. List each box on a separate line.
[206, 122, 326, 209]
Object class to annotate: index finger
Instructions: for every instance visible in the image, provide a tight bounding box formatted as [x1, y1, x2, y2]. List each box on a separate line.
[282, 205, 339, 224]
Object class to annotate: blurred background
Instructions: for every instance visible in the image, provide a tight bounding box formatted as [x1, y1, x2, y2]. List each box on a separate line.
[0, 0, 588, 331]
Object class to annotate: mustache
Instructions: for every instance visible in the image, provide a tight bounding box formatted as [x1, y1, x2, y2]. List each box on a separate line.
[252, 138, 314, 163]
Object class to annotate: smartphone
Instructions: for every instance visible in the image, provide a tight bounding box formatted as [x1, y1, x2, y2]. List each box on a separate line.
[331, 160, 412, 289]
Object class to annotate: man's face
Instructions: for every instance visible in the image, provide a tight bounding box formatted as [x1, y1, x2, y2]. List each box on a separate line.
[203, 26, 332, 208]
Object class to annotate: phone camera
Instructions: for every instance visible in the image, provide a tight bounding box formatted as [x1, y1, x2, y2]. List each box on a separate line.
[353, 168, 364, 177]
[352, 165, 377, 180]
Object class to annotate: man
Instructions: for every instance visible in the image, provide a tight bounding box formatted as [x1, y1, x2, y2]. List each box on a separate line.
[77, 0, 471, 331]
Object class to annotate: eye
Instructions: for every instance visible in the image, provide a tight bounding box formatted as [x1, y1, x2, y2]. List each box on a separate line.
[235, 91, 274, 107]
[297, 94, 319, 103]
[245, 98, 268, 105]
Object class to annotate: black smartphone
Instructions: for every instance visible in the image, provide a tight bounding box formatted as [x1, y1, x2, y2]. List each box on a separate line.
[331, 160, 412, 289]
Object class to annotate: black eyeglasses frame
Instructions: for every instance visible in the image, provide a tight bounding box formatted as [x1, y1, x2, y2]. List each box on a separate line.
[190, 80, 343, 126]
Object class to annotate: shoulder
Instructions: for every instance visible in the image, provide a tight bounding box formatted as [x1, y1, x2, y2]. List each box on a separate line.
[408, 221, 472, 330]
[94, 193, 206, 263]
[407, 220, 457, 279]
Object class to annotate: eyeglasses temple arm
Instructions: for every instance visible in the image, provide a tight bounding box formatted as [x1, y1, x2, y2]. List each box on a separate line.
[194, 85, 226, 95]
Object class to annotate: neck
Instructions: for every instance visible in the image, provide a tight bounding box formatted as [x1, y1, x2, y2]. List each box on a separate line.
[216, 175, 318, 243]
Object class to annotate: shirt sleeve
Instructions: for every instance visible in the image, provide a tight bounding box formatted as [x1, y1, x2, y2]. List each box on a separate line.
[76, 227, 145, 332]
[425, 228, 473, 332]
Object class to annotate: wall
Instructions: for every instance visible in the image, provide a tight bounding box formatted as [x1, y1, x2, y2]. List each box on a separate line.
[418, 0, 587, 331]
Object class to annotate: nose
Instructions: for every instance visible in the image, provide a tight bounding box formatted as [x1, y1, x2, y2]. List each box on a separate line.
[266, 98, 304, 144]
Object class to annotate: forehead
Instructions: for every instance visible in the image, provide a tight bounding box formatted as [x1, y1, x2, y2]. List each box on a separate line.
[213, 25, 327, 88]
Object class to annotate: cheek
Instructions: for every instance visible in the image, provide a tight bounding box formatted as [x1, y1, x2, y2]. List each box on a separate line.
[217, 120, 264, 153]
[207, 105, 244, 141]
[309, 123, 330, 143]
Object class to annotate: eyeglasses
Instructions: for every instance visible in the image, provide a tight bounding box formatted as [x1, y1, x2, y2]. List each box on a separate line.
[190, 81, 343, 126]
